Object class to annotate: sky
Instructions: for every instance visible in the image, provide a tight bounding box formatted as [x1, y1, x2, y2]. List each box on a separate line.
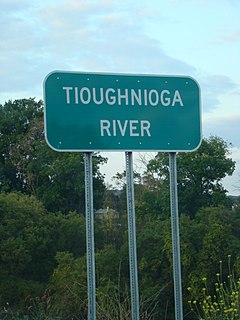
[0, 0, 240, 195]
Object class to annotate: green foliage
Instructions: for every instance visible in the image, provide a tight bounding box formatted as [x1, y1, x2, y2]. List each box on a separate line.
[146, 136, 235, 217]
[1, 97, 239, 319]
[52, 211, 86, 257]
[0, 198, 240, 318]
[49, 245, 163, 319]
[0, 98, 43, 193]
[188, 257, 240, 319]
[0, 192, 51, 276]
[0, 192, 88, 311]
[193, 207, 240, 277]
[0, 98, 106, 213]
[181, 207, 240, 319]
[0, 297, 57, 320]
[0, 192, 53, 308]
[49, 251, 87, 318]
[137, 217, 174, 318]
[96, 283, 161, 319]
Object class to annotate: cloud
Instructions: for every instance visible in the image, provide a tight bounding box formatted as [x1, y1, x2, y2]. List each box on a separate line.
[223, 146, 240, 195]
[231, 147, 240, 161]
[0, 0, 197, 101]
[199, 74, 239, 112]
[0, 0, 239, 123]
[220, 31, 240, 43]
[211, 29, 240, 45]
[1, 0, 31, 12]
[35, 0, 197, 76]
[203, 115, 240, 147]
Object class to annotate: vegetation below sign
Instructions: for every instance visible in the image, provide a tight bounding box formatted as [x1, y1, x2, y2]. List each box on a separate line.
[0, 98, 239, 319]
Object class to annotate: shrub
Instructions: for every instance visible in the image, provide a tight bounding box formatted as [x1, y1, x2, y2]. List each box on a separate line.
[188, 256, 240, 319]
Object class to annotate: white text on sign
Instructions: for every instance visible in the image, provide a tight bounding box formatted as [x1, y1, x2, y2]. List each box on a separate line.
[62, 87, 184, 107]
[100, 120, 151, 137]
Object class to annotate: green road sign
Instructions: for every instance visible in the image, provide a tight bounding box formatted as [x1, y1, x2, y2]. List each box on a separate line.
[44, 71, 201, 152]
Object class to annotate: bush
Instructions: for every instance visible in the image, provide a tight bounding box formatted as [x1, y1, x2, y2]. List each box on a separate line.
[188, 256, 240, 319]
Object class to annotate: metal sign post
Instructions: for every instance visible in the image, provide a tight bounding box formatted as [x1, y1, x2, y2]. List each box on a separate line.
[169, 152, 183, 320]
[125, 152, 140, 320]
[84, 152, 96, 320]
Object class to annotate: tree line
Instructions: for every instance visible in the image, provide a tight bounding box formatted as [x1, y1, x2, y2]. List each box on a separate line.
[0, 98, 239, 319]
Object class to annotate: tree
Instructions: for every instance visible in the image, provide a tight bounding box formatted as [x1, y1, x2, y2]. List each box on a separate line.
[49, 251, 87, 318]
[0, 98, 107, 213]
[185, 206, 240, 311]
[0, 98, 43, 192]
[145, 136, 235, 217]
[0, 192, 95, 311]
[0, 192, 53, 308]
